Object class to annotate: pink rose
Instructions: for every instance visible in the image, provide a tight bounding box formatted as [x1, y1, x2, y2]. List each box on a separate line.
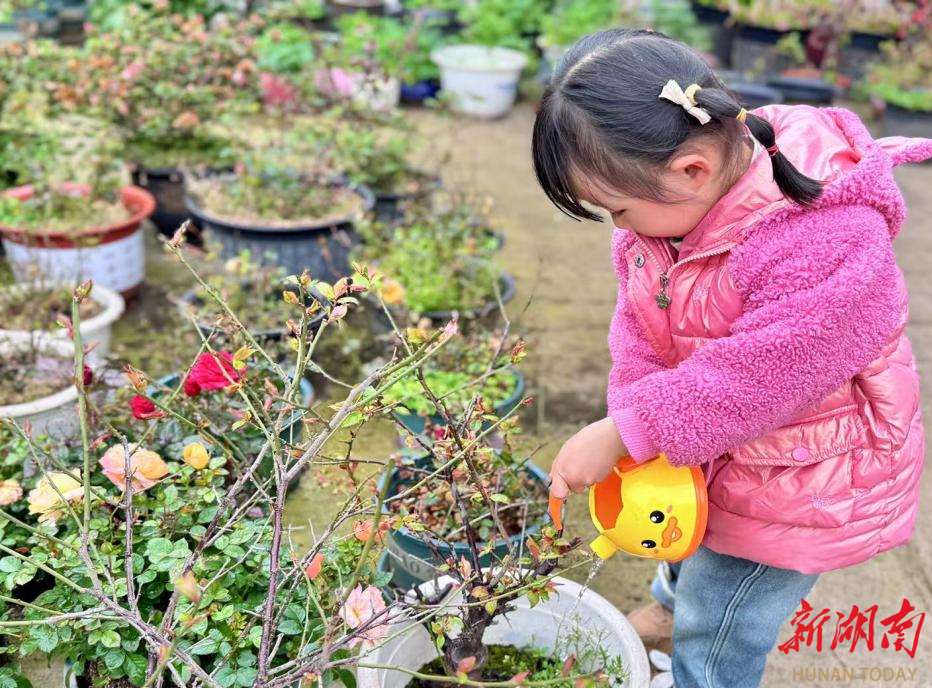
[121, 61, 144, 81]
[339, 585, 388, 646]
[99, 444, 169, 492]
[260, 72, 297, 108]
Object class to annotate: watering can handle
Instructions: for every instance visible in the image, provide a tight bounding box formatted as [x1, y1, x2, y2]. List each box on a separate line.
[548, 494, 565, 532]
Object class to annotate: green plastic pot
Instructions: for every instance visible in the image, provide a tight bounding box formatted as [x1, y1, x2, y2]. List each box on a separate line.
[377, 453, 549, 590]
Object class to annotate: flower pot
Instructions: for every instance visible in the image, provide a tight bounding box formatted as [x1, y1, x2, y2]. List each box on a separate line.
[400, 79, 441, 105]
[0, 337, 78, 442]
[391, 367, 525, 439]
[881, 102, 932, 141]
[357, 574, 650, 687]
[719, 74, 784, 109]
[377, 453, 546, 590]
[177, 284, 327, 343]
[431, 45, 529, 119]
[731, 24, 809, 75]
[418, 271, 517, 323]
[691, 1, 734, 68]
[129, 166, 203, 244]
[184, 179, 374, 283]
[328, 0, 385, 18]
[765, 74, 834, 105]
[372, 174, 442, 225]
[0, 186, 155, 296]
[0, 281, 125, 361]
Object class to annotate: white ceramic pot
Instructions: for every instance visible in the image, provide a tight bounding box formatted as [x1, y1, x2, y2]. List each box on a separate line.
[0, 337, 78, 442]
[357, 575, 650, 688]
[0, 281, 125, 361]
[431, 44, 529, 118]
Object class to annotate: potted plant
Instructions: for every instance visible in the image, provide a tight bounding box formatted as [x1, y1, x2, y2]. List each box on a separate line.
[430, 0, 533, 118]
[380, 331, 526, 438]
[184, 140, 374, 282]
[353, 326, 650, 687]
[835, 0, 908, 80]
[0, 280, 125, 358]
[77, 6, 257, 240]
[357, 202, 514, 323]
[729, 0, 828, 73]
[332, 122, 442, 224]
[865, 6, 932, 139]
[0, 335, 77, 441]
[0, 115, 155, 296]
[177, 250, 327, 343]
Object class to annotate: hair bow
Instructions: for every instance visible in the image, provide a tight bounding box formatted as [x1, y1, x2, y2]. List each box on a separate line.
[659, 80, 711, 125]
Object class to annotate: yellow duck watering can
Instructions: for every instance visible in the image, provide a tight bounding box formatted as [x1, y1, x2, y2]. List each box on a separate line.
[549, 454, 708, 562]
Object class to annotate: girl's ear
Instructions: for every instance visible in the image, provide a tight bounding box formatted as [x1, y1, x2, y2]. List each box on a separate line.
[667, 153, 714, 193]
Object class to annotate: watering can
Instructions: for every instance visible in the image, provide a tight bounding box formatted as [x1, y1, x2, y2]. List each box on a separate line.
[548, 454, 708, 562]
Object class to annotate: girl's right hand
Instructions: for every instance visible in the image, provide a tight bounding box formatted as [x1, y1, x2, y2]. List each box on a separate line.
[549, 417, 628, 499]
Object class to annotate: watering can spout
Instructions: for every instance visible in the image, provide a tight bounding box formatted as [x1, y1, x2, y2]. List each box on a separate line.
[590, 534, 618, 560]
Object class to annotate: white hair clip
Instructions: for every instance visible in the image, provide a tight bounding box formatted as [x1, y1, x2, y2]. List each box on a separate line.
[659, 80, 711, 125]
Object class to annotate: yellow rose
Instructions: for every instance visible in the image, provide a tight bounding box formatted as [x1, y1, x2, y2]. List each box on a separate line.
[0, 479, 23, 506]
[27, 472, 84, 525]
[183, 442, 210, 470]
[380, 278, 405, 306]
[99, 445, 169, 491]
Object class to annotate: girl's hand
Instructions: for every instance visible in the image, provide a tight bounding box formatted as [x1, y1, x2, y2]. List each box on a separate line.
[549, 417, 628, 500]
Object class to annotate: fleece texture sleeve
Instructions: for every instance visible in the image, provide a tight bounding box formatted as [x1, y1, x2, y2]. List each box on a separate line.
[605, 242, 667, 461]
[614, 205, 904, 466]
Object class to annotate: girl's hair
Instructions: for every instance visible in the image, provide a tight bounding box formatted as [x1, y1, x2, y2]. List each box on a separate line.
[532, 29, 823, 221]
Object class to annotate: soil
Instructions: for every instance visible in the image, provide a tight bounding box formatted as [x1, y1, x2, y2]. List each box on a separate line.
[410, 645, 573, 687]
[188, 177, 365, 229]
[0, 286, 101, 331]
[0, 349, 73, 406]
[1, 197, 129, 233]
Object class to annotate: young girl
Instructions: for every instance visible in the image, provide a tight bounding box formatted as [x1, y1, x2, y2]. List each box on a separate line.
[532, 29, 931, 688]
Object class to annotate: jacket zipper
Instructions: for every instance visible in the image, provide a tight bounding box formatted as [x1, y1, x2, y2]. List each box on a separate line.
[637, 238, 737, 310]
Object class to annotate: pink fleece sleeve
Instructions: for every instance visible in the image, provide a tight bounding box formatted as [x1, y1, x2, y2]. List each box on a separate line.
[614, 205, 904, 466]
[605, 233, 666, 460]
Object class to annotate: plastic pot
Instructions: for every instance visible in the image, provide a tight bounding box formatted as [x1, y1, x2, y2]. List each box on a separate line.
[372, 174, 442, 225]
[400, 79, 440, 105]
[720, 76, 784, 109]
[0, 186, 155, 296]
[391, 367, 525, 439]
[129, 167, 203, 243]
[0, 281, 125, 360]
[184, 178, 374, 283]
[765, 74, 834, 105]
[0, 337, 78, 442]
[691, 1, 734, 68]
[377, 453, 546, 590]
[431, 45, 528, 119]
[357, 574, 650, 687]
[881, 103, 932, 141]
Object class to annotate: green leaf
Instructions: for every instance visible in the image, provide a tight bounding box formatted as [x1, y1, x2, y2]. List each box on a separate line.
[186, 637, 219, 656]
[145, 538, 173, 562]
[123, 654, 147, 685]
[0, 556, 19, 573]
[236, 668, 258, 686]
[490, 493, 509, 504]
[248, 625, 263, 648]
[104, 649, 125, 672]
[136, 570, 157, 584]
[31, 626, 57, 654]
[100, 630, 121, 648]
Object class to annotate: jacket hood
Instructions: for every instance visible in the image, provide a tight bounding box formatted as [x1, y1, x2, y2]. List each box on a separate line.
[679, 105, 932, 258]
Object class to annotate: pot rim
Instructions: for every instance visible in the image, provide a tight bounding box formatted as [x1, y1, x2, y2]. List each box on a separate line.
[0, 337, 79, 418]
[0, 186, 155, 244]
[431, 44, 529, 72]
[0, 280, 125, 340]
[184, 176, 375, 235]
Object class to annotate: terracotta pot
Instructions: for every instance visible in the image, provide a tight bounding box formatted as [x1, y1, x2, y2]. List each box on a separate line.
[0, 186, 156, 296]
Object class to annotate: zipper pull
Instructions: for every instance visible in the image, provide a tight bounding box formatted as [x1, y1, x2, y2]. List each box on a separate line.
[656, 274, 671, 310]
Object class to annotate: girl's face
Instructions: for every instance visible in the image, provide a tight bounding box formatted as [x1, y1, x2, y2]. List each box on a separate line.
[573, 138, 752, 238]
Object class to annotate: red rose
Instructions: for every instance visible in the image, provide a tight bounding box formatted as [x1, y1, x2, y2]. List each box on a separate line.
[186, 352, 244, 392]
[183, 378, 201, 397]
[83, 365, 93, 386]
[130, 395, 165, 420]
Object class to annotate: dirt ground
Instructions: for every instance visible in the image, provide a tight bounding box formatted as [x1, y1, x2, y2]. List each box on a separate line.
[15, 103, 932, 687]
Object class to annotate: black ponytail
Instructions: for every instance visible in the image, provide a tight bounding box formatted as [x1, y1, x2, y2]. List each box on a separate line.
[694, 87, 823, 205]
[532, 29, 823, 221]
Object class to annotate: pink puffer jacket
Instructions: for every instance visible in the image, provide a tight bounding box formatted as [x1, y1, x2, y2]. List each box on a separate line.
[607, 106, 931, 574]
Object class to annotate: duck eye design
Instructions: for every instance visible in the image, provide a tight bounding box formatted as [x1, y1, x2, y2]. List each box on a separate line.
[650, 510, 665, 523]
[641, 539, 657, 549]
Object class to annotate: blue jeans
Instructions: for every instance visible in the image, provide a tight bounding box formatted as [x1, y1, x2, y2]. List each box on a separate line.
[651, 546, 818, 688]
